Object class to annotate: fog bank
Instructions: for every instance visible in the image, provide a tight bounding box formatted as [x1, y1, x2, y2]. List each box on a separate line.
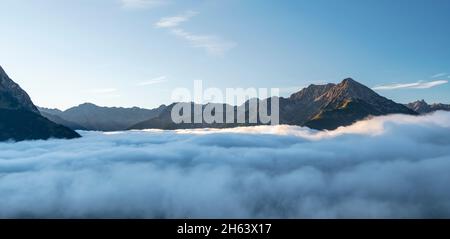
[1, 112, 450, 218]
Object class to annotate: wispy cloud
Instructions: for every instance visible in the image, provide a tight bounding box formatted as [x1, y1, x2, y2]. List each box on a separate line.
[86, 88, 118, 94]
[170, 29, 236, 56]
[373, 80, 448, 90]
[431, 72, 448, 78]
[138, 76, 167, 86]
[155, 11, 236, 56]
[155, 11, 197, 28]
[121, 0, 169, 9]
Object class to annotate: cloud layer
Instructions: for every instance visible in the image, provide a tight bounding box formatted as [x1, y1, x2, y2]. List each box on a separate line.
[1, 112, 450, 218]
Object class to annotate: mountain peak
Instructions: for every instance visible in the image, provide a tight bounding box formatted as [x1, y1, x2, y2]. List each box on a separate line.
[342, 77, 357, 83]
[412, 99, 429, 106]
[77, 103, 99, 108]
[290, 83, 335, 101]
[418, 99, 428, 104]
[316, 78, 380, 104]
[406, 99, 432, 113]
[340, 78, 368, 89]
[406, 100, 449, 114]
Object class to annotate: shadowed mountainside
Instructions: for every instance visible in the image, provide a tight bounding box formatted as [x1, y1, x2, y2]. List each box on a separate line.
[0, 65, 80, 141]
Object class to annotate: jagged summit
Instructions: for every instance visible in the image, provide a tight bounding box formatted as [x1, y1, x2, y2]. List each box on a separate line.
[341, 77, 359, 84]
[407, 100, 431, 113]
[290, 78, 379, 103]
[405, 100, 450, 114]
[317, 78, 381, 103]
[290, 83, 335, 101]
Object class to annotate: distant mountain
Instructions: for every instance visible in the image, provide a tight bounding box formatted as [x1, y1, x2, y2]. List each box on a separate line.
[130, 78, 417, 131]
[0, 65, 80, 141]
[405, 100, 450, 114]
[40, 103, 166, 131]
[130, 102, 245, 130]
[38, 107, 63, 116]
[38, 107, 86, 130]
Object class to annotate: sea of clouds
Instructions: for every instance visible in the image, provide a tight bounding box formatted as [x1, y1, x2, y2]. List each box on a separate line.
[1, 111, 450, 218]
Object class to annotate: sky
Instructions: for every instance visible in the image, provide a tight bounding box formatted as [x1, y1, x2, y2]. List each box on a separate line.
[0, 0, 449, 110]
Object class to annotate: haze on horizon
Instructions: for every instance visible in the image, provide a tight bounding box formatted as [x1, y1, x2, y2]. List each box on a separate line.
[0, 0, 449, 110]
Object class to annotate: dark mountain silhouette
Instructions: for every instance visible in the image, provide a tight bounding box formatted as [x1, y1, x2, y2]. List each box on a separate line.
[0, 65, 80, 141]
[405, 100, 450, 114]
[130, 78, 417, 131]
[39, 103, 166, 131]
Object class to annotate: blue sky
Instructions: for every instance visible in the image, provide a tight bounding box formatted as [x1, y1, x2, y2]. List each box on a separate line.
[0, 0, 449, 109]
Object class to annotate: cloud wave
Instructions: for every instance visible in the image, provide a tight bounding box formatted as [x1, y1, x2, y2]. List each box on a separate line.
[1, 112, 450, 218]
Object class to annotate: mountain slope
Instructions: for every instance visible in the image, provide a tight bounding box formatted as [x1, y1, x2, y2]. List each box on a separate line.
[0, 65, 80, 141]
[0, 109, 80, 141]
[38, 108, 87, 130]
[0, 66, 40, 114]
[300, 78, 417, 130]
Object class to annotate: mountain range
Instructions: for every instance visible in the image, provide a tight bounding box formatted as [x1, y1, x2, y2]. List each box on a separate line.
[130, 78, 418, 130]
[39, 103, 165, 131]
[2, 64, 449, 142]
[0, 66, 80, 141]
[39, 78, 449, 132]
